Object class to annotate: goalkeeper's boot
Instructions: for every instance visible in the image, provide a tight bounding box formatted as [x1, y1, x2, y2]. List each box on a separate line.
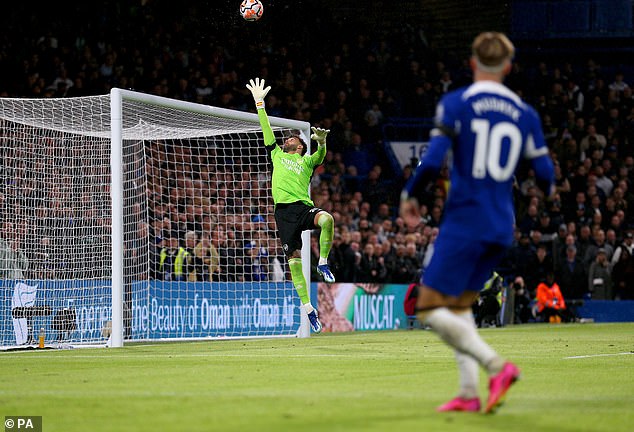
[307, 309, 323, 333]
[436, 397, 481, 413]
[316, 264, 336, 283]
[485, 362, 521, 414]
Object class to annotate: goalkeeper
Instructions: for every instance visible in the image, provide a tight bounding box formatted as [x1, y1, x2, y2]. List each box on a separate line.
[246, 77, 336, 333]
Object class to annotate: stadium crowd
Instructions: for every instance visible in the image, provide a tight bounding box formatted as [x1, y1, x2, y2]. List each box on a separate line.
[1, 2, 633, 306]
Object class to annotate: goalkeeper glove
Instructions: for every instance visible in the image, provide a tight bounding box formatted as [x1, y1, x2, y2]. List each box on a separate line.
[310, 126, 330, 146]
[246, 77, 271, 110]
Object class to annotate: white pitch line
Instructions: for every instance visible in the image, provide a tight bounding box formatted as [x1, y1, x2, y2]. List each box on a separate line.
[564, 352, 634, 359]
[0, 352, 455, 360]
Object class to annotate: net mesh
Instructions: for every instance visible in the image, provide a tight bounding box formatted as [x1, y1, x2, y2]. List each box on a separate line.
[0, 92, 305, 348]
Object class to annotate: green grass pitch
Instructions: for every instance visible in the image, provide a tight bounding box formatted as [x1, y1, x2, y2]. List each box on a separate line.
[1, 323, 632, 432]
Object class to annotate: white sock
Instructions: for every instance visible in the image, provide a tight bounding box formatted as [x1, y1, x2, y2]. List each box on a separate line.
[424, 307, 504, 375]
[302, 303, 315, 314]
[454, 310, 480, 399]
[318, 257, 328, 266]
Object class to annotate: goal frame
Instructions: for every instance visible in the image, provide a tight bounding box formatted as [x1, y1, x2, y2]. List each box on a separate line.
[109, 88, 313, 347]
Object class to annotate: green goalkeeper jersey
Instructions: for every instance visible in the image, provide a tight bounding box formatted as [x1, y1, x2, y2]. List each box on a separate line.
[257, 109, 326, 206]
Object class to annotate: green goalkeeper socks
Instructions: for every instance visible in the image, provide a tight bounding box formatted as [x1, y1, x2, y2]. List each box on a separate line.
[317, 212, 334, 262]
[288, 258, 310, 305]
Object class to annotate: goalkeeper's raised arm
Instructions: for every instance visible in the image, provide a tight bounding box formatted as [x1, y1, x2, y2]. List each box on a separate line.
[308, 126, 328, 166]
[246, 77, 275, 146]
[245, 77, 337, 334]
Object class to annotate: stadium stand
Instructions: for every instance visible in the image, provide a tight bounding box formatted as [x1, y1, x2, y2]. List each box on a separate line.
[0, 1, 632, 304]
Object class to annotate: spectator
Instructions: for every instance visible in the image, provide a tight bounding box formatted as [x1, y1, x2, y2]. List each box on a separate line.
[557, 244, 587, 300]
[340, 237, 362, 283]
[553, 163, 572, 200]
[536, 211, 557, 242]
[371, 203, 392, 226]
[157, 236, 190, 281]
[518, 204, 539, 234]
[0, 221, 29, 279]
[612, 246, 634, 300]
[194, 76, 213, 105]
[535, 272, 567, 323]
[525, 243, 553, 294]
[358, 243, 387, 282]
[327, 172, 347, 197]
[473, 272, 503, 328]
[510, 276, 532, 324]
[568, 192, 594, 227]
[362, 166, 391, 214]
[343, 132, 375, 176]
[378, 239, 396, 272]
[551, 224, 569, 267]
[605, 228, 618, 250]
[529, 230, 550, 252]
[30, 237, 57, 280]
[193, 232, 218, 282]
[565, 79, 585, 114]
[245, 236, 269, 282]
[611, 231, 634, 266]
[587, 248, 613, 299]
[376, 219, 395, 244]
[587, 194, 604, 224]
[519, 169, 538, 197]
[594, 165, 614, 198]
[183, 230, 201, 282]
[268, 238, 286, 282]
[504, 232, 535, 279]
[327, 232, 345, 279]
[388, 243, 418, 283]
[579, 124, 607, 159]
[569, 165, 589, 198]
[583, 228, 613, 267]
[608, 72, 630, 94]
[211, 227, 231, 282]
[546, 195, 566, 230]
[576, 224, 593, 260]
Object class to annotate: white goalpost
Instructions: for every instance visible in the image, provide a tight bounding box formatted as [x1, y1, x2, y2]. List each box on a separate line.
[0, 88, 312, 349]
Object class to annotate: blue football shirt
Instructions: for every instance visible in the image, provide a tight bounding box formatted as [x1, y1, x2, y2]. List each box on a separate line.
[406, 80, 554, 245]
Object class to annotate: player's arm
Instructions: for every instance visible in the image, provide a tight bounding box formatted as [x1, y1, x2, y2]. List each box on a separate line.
[524, 108, 555, 198]
[246, 78, 275, 147]
[400, 103, 454, 228]
[403, 129, 452, 201]
[308, 126, 329, 166]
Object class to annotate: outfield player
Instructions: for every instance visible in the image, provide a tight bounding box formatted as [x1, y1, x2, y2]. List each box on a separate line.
[246, 77, 336, 333]
[400, 32, 555, 413]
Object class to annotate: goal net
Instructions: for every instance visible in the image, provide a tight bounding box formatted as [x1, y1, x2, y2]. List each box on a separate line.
[0, 89, 312, 349]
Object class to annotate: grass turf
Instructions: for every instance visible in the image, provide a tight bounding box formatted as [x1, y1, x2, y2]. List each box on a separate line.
[1, 323, 632, 432]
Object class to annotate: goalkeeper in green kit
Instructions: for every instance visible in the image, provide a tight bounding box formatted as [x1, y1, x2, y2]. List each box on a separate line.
[246, 77, 335, 333]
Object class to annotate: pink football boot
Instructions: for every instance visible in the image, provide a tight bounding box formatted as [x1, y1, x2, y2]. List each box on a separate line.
[436, 397, 481, 413]
[485, 362, 521, 413]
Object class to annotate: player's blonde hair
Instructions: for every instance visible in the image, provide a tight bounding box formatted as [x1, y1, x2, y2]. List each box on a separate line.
[471, 32, 515, 73]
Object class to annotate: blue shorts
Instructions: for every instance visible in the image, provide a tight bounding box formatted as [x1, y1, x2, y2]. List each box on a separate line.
[422, 232, 507, 297]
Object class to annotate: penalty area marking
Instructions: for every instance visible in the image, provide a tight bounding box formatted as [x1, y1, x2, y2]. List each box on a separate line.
[564, 352, 634, 359]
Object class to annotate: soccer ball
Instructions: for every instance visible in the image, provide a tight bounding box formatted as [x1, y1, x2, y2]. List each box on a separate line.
[240, 0, 264, 21]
